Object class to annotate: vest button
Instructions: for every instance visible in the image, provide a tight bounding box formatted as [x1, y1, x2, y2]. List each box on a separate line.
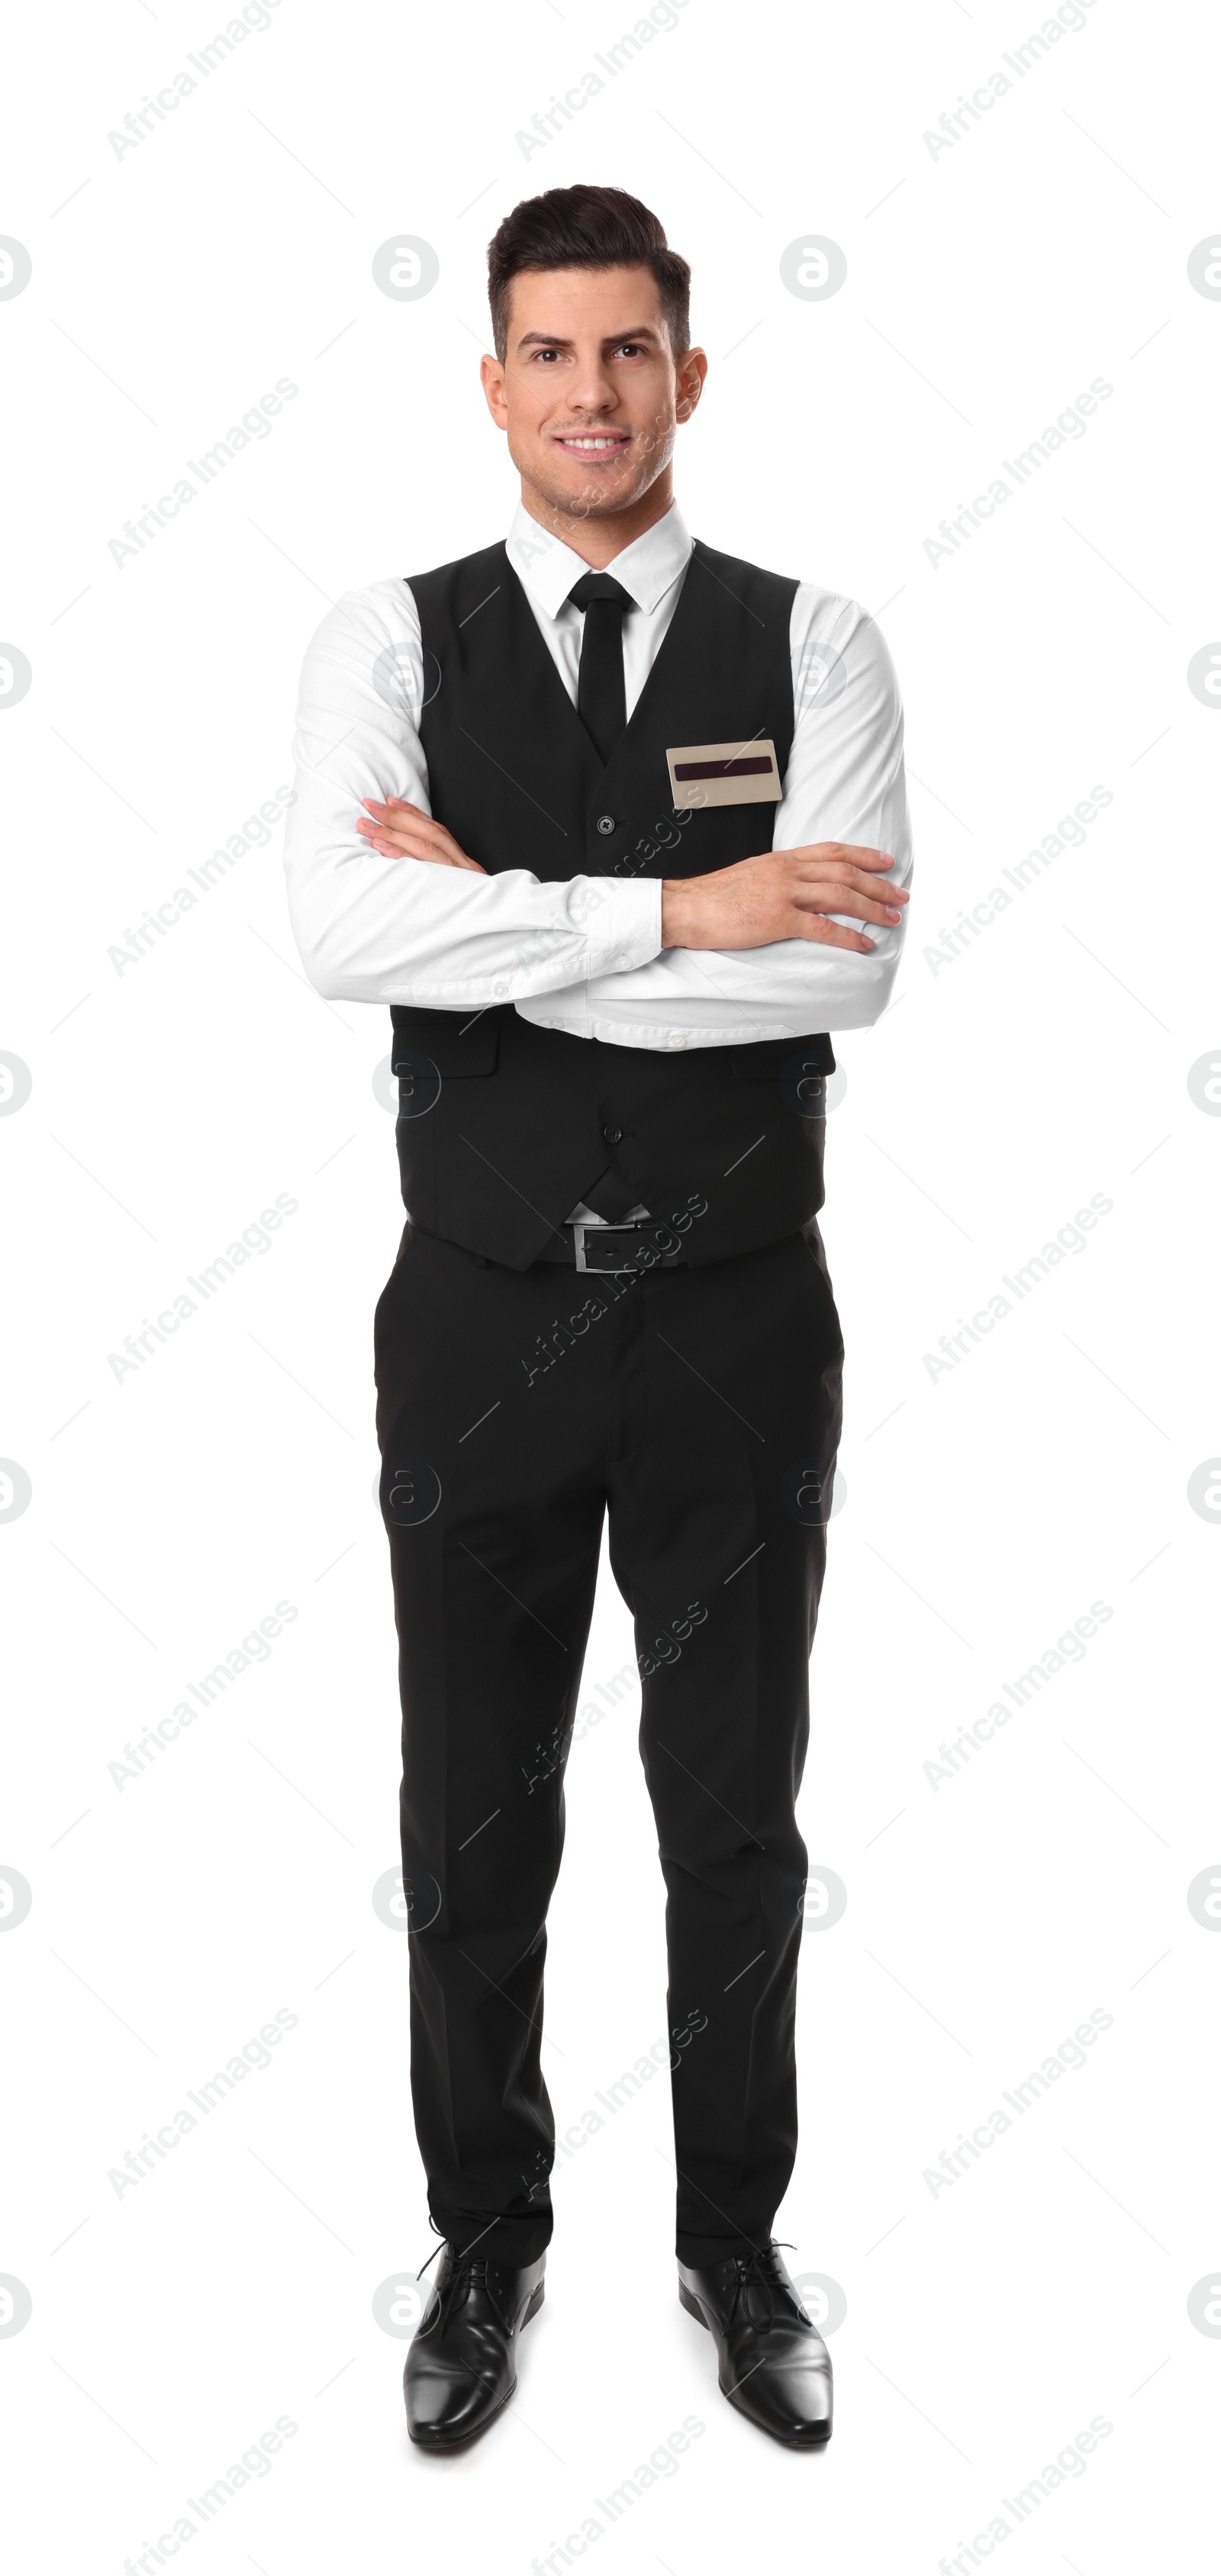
[596, 814, 617, 836]
[602, 1124, 623, 1145]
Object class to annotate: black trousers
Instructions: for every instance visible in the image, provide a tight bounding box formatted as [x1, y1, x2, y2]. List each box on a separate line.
[373, 1218, 843, 2266]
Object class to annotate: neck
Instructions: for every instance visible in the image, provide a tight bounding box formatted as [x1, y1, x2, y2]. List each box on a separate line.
[517, 469, 675, 568]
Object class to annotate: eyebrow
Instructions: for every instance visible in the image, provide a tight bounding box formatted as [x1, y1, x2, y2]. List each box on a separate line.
[515, 326, 662, 352]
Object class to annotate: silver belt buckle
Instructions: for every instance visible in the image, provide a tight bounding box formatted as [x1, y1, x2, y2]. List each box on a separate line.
[573, 1220, 636, 1273]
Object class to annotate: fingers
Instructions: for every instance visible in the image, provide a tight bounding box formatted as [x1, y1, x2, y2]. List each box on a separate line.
[797, 885, 904, 927]
[356, 798, 485, 871]
[358, 795, 445, 845]
[730, 904, 875, 953]
[363, 827, 485, 872]
[358, 825, 478, 869]
[798, 855, 901, 886]
[783, 861, 907, 924]
[357, 813, 433, 856]
[795, 863, 907, 901]
[364, 795, 433, 822]
[793, 916, 875, 952]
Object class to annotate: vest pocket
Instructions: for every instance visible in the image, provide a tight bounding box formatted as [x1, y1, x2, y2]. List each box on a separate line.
[391, 1014, 501, 1078]
[724, 1040, 833, 1133]
[726, 1037, 833, 1082]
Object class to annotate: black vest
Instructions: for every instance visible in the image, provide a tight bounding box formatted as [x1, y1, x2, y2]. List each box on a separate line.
[390, 538, 834, 1270]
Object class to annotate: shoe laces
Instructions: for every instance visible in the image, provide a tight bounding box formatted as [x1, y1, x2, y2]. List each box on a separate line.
[728, 2239, 795, 2329]
[417, 2218, 495, 2313]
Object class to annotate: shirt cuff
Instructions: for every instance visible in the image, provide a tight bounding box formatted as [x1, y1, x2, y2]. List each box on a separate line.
[578, 875, 663, 980]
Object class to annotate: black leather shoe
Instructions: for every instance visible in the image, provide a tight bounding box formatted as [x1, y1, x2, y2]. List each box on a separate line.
[678, 2242, 833, 2446]
[404, 2244, 545, 2449]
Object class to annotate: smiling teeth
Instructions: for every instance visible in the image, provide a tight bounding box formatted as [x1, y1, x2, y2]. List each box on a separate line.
[562, 437, 623, 448]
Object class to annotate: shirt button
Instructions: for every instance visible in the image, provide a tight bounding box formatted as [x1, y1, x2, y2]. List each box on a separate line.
[602, 1124, 623, 1145]
[596, 814, 616, 836]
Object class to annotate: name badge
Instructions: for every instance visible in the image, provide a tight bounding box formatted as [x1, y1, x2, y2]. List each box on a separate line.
[665, 737, 781, 810]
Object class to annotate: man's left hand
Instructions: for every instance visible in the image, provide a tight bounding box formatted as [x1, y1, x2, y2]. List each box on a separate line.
[356, 797, 486, 872]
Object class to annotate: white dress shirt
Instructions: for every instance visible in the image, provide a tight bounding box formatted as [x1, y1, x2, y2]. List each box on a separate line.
[283, 501, 912, 1051]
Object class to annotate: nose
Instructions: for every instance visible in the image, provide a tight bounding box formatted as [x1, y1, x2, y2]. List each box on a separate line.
[565, 361, 618, 418]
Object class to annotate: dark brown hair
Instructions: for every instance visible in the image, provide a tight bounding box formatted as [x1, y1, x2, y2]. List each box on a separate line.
[488, 185, 691, 360]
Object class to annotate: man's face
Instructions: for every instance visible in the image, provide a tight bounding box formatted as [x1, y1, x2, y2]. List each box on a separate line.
[481, 263, 706, 524]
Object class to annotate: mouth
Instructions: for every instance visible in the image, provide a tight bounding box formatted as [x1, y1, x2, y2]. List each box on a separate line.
[553, 431, 633, 459]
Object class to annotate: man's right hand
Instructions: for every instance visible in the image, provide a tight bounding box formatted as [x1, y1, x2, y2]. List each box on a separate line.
[661, 843, 908, 953]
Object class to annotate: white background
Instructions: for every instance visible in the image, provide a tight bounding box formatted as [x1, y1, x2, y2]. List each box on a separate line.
[2, 1, 1219, 2568]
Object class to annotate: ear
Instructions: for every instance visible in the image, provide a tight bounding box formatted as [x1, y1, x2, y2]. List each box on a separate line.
[675, 345, 708, 426]
[481, 351, 509, 430]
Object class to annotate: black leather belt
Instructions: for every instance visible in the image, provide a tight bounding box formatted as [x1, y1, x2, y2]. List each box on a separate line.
[536, 1220, 687, 1273]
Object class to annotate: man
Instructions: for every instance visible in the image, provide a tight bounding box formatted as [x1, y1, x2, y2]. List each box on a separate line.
[284, 184, 911, 2452]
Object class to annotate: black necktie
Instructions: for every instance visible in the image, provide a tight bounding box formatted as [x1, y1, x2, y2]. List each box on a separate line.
[567, 573, 639, 1224]
[569, 572, 631, 767]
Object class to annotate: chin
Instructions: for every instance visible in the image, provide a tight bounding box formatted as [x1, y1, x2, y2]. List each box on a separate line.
[559, 488, 634, 519]
[546, 466, 647, 514]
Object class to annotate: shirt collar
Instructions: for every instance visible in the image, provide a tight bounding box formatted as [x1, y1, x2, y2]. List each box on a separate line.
[506, 496, 692, 620]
